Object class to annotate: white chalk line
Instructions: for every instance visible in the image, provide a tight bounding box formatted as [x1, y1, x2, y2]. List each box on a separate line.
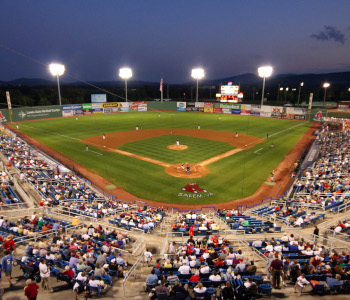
[254, 148, 263, 154]
[267, 122, 306, 139]
[20, 124, 81, 141]
[86, 149, 103, 156]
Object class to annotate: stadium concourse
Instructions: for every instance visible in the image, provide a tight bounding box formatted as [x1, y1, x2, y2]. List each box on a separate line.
[0, 121, 349, 299]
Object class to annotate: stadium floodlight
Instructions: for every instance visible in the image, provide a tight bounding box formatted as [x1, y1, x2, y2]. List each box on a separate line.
[49, 63, 65, 106]
[258, 66, 273, 106]
[297, 82, 304, 107]
[191, 68, 205, 102]
[323, 82, 330, 107]
[119, 68, 133, 102]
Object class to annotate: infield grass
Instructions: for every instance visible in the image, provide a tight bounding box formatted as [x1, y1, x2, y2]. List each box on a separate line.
[11, 111, 312, 204]
[119, 135, 235, 164]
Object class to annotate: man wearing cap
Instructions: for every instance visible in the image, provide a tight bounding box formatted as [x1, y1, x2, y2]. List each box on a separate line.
[269, 253, 283, 289]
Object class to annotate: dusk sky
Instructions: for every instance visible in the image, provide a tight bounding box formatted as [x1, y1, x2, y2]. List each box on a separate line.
[1, 0, 350, 83]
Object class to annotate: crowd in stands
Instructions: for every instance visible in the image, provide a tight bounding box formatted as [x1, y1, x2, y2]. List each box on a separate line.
[250, 233, 350, 295]
[171, 212, 221, 236]
[145, 236, 262, 299]
[109, 205, 165, 232]
[0, 215, 132, 297]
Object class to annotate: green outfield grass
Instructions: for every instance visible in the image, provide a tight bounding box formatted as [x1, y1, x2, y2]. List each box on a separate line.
[119, 135, 235, 164]
[11, 111, 312, 204]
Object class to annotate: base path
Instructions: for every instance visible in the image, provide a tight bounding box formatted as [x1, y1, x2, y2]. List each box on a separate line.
[7, 124, 318, 210]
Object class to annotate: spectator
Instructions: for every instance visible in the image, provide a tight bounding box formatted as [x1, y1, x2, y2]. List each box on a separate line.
[24, 279, 39, 300]
[194, 282, 207, 294]
[294, 274, 309, 296]
[155, 280, 170, 297]
[269, 253, 283, 289]
[1, 249, 14, 286]
[39, 258, 53, 293]
[144, 248, 153, 267]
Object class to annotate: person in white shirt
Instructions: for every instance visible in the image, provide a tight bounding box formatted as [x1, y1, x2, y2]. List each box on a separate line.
[244, 278, 252, 289]
[178, 262, 190, 275]
[39, 259, 53, 292]
[209, 270, 221, 282]
[295, 217, 304, 226]
[194, 282, 207, 294]
[252, 239, 263, 247]
[144, 248, 153, 266]
[294, 274, 309, 296]
[200, 263, 210, 274]
[334, 226, 342, 233]
[88, 275, 102, 288]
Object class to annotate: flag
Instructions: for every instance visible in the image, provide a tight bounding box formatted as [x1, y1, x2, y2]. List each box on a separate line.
[160, 77, 163, 92]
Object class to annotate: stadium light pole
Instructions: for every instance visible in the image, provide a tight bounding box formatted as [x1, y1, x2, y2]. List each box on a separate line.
[323, 82, 330, 108]
[284, 87, 289, 103]
[297, 82, 304, 107]
[258, 66, 273, 106]
[191, 68, 205, 103]
[119, 68, 133, 102]
[49, 63, 65, 106]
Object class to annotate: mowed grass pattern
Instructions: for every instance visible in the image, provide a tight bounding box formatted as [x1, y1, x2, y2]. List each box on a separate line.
[119, 135, 235, 164]
[11, 111, 312, 204]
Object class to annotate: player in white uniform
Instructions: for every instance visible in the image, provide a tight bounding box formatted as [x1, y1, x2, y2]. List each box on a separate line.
[176, 139, 179, 146]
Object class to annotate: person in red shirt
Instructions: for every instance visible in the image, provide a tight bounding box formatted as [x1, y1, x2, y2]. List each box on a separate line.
[63, 266, 75, 279]
[211, 235, 219, 248]
[213, 256, 224, 267]
[4, 235, 16, 252]
[189, 226, 194, 237]
[24, 279, 39, 300]
[189, 270, 200, 282]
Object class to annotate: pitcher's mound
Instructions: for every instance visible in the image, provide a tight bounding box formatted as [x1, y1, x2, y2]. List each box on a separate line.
[167, 144, 188, 150]
[166, 163, 208, 178]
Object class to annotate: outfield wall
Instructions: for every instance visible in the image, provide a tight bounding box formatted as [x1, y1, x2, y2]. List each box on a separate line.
[179, 102, 327, 122]
[0, 101, 326, 123]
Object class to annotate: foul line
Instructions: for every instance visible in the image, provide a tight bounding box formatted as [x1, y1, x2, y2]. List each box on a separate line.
[267, 122, 306, 139]
[254, 148, 263, 154]
[86, 149, 103, 156]
[19, 124, 81, 141]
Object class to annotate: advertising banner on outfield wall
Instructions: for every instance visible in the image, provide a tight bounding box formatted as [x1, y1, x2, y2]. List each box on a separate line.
[213, 108, 222, 113]
[62, 104, 83, 117]
[260, 105, 272, 117]
[102, 102, 120, 113]
[271, 106, 282, 118]
[220, 103, 241, 110]
[119, 102, 129, 112]
[203, 102, 213, 113]
[222, 108, 231, 114]
[250, 105, 261, 116]
[231, 109, 241, 114]
[286, 107, 295, 119]
[82, 103, 92, 115]
[240, 104, 251, 116]
[195, 102, 205, 108]
[186, 103, 200, 112]
[177, 102, 187, 111]
[294, 108, 307, 120]
[92, 103, 103, 114]
[12, 106, 62, 122]
[129, 102, 147, 112]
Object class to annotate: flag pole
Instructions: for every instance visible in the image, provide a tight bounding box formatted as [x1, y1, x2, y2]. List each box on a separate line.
[160, 73, 163, 103]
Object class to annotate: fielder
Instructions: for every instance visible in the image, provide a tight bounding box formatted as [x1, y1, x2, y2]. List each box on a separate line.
[176, 139, 179, 146]
[198, 124, 201, 130]
[136, 125, 139, 130]
[103, 134, 106, 140]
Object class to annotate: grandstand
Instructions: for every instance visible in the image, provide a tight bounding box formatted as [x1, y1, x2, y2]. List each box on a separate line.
[0, 117, 349, 300]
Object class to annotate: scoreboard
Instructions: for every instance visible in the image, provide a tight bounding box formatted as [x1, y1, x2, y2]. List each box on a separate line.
[217, 84, 243, 102]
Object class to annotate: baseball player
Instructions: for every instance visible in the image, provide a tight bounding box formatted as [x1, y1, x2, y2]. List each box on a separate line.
[103, 134, 106, 140]
[136, 125, 139, 130]
[270, 170, 275, 182]
[186, 165, 190, 174]
[176, 139, 179, 146]
[236, 132, 238, 138]
[159, 113, 160, 118]
[86, 145, 89, 151]
[198, 124, 201, 130]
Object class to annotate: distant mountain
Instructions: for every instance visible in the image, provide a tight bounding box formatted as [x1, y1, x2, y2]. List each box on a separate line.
[1, 71, 350, 88]
[1, 78, 55, 86]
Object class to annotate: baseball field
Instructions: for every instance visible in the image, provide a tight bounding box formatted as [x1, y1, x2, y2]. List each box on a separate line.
[10, 111, 312, 205]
